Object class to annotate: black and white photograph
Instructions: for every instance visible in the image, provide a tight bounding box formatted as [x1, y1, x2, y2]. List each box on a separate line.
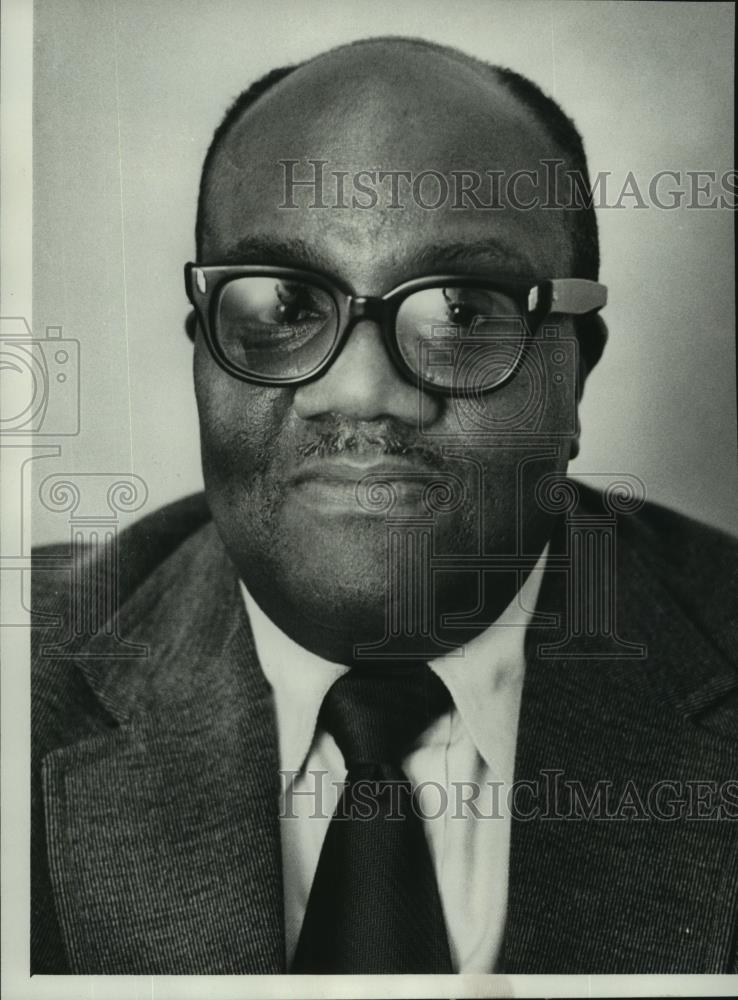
[1, 1, 736, 997]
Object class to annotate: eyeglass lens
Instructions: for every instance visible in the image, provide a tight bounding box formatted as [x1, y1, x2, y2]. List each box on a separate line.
[216, 276, 529, 389]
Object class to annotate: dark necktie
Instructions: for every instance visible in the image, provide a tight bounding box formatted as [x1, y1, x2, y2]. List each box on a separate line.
[291, 662, 454, 974]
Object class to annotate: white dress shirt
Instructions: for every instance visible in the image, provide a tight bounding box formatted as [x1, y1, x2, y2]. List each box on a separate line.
[240, 547, 547, 972]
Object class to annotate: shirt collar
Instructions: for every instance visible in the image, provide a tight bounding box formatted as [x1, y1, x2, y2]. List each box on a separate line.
[239, 584, 349, 777]
[240, 544, 547, 780]
[428, 544, 548, 782]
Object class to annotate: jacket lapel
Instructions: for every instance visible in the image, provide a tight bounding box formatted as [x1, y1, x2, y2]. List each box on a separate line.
[41, 524, 286, 974]
[504, 512, 738, 973]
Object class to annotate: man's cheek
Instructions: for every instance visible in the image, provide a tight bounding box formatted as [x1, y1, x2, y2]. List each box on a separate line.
[194, 380, 248, 478]
[201, 406, 277, 487]
[195, 362, 289, 481]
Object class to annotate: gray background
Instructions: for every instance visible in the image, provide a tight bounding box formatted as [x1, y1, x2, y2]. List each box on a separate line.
[32, 0, 737, 543]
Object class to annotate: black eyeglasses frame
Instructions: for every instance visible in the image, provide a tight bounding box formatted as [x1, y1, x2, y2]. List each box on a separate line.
[184, 262, 607, 396]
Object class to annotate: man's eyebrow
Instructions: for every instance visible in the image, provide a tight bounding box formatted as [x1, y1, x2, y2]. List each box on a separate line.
[215, 236, 536, 278]
[406, 240, 535, 277]
[216, 236, 331, 270]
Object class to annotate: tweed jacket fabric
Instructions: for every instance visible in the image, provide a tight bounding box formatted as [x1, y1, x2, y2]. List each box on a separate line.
[31, 486, 738, 974]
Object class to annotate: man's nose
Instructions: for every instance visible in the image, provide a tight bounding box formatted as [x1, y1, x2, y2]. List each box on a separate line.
[292, 320, 440, 425]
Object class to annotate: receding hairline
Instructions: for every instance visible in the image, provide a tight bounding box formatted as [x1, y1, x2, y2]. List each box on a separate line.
[209, 37, 558, 158]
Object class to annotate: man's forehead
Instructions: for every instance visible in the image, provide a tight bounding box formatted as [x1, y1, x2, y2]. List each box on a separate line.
[215, 42, 553, 173]
[201, 40, 574, 280]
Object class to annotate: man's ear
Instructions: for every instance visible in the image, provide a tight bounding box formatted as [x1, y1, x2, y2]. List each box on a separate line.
[576, 313, 608, 399]
[185, 310, 198, 343]
[570, 314, 608, 460]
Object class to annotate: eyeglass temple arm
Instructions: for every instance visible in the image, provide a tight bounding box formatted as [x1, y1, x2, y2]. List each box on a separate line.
[530, 278, 608, 316]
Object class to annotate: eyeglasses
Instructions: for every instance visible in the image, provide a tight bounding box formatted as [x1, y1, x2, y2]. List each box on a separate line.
[184, 263, 607, 395]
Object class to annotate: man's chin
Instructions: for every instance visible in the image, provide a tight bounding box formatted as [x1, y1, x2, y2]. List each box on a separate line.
[234, 504, 431, 660]
[248, 570, 393, 664]
[213, 482, 523, 662]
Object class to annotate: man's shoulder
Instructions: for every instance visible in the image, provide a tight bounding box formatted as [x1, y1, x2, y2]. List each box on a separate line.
[578, 480, 738, 660]
[576, 479, 737, 570]
[32, 491, 213, 616]
[615, 487, 737, 586]
[31, 493, 215, 743]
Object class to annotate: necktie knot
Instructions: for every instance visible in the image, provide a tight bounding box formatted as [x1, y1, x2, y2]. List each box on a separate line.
[319, 662, 451, 769]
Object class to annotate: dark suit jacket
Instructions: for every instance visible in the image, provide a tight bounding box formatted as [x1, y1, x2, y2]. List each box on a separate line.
[31, 487, 738, 974]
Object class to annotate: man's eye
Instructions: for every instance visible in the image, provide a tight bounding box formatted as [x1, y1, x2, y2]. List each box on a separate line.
[443, 298, 477, 326]
[441, 288, 520, 330]
[217, 277, 336, 353]
[273, 283, 320, 325]
[441, 291, 492, 329]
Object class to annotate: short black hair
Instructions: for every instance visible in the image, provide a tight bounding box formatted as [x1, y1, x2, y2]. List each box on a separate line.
[196, 37, 600, 281]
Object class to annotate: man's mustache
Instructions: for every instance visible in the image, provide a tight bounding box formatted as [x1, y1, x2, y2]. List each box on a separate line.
[295, 418, 445, 467]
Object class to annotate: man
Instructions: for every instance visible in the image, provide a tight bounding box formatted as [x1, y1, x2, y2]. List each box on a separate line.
[31, 37, 738, 975]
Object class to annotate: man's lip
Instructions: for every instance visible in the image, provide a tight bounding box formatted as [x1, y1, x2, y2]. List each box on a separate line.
[289, 456, 436, 485]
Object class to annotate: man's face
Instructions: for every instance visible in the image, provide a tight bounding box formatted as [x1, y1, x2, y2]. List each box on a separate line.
[194, 43, 581, 662]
